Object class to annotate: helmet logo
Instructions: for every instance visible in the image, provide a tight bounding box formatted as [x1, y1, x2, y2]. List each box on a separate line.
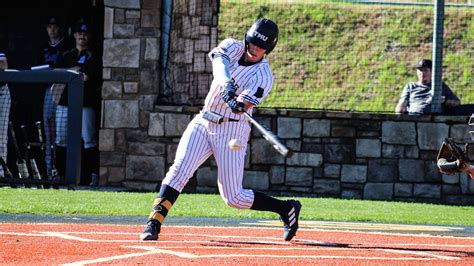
[253, 31, 268, 41]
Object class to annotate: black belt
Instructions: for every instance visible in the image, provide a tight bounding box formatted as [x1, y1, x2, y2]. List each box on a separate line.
[202, 111, 239, 124]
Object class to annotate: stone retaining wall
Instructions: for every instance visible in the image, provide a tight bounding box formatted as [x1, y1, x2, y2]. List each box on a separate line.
[100, 105, 474, 205]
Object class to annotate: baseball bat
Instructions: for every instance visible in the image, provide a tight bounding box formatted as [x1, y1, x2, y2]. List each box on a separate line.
[243, 112, 294, 158]
[8, 122, 30, 180]
[20, 124, 42, 182]
[46, 118, 58, 182]
[0, 156, 13, 179]
[35, 121, 46, 176]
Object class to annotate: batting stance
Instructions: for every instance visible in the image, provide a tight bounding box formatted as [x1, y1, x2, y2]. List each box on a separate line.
[141, 18, 302, 241]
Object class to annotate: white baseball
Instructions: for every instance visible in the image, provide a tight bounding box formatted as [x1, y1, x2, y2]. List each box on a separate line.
[228, 139, 241, 150]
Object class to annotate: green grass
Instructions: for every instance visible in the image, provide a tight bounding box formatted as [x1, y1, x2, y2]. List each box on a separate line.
[1, 188, 473, 226]
[219, 1, 474, 112]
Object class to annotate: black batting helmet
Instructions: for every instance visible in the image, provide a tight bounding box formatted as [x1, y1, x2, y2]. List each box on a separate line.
[245, 18, 279, 54]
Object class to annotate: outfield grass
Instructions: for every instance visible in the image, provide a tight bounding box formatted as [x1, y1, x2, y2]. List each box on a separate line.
[1, 188, 473, 226]
[219, 1, 473, 112]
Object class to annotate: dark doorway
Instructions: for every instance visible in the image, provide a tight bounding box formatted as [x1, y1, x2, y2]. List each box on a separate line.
[1, 0, 104, 182]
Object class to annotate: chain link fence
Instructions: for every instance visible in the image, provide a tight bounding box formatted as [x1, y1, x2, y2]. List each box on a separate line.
[216, 0, 473, 113]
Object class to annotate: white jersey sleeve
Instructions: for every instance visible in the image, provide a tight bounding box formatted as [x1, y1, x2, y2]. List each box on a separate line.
[237, 61, 273, 106]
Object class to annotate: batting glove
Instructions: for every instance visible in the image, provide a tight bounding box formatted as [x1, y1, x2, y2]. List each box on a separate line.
[226, 98, 245, 113]
[221, 81, 236, 103]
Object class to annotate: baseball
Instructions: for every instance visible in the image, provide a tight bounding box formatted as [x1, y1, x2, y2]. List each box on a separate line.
[228, 139, 241, 150]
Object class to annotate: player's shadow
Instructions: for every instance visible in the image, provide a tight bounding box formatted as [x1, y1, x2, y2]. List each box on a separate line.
[205, 239, 474, 258]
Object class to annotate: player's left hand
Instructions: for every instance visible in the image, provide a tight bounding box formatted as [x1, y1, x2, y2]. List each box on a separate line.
[221, 81, 236, 103]
[226, 98, 245, 113]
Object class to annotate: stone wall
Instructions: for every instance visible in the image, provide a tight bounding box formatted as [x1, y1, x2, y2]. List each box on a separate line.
[113, 106, 474, 205]
[99, 0, 218, 188]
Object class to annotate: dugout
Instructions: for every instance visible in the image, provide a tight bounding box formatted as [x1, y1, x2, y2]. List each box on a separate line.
[0, 0, 104, 184]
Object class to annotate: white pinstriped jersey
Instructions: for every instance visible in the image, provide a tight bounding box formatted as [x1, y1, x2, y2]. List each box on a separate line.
[204, 38, 274, 120]
[161, 38, 276, 209]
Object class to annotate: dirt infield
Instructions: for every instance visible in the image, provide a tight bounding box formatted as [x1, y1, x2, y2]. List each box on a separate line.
[1, 222, 473, 265]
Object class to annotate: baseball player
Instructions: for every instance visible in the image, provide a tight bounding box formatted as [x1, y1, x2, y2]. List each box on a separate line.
[54, 22, 101, 185]
[36, 16, 73, 181]
[0, 53, 11, 178]
[141, 18, 302, 242]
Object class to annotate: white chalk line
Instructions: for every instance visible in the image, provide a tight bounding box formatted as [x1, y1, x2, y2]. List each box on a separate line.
[1, 230, 473, 249]
[0, 228, 468, 264]
[61, 245, 457, 265]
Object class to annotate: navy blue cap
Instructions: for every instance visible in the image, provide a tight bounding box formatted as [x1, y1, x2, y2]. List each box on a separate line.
[415, 59, 432, 69]
[46, 16, 61, 26]
[74, 22, 90, 33]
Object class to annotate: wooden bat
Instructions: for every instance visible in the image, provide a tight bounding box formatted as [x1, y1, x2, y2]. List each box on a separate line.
[8, 122, 29, 179]
[46, 118, 58, 181]
[243, 112, 294, 158]
[20, 124, 42, 182]
[35, 121, 46, 177]
[0, 156, 13, 179]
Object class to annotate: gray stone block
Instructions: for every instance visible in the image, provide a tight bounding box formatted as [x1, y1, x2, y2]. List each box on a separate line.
[126, 155, 165, 181]
[251, 139, 285, 164]
[278, 117, 301, 138]
[104, 0, 140, 8]
[123, 82, 138, 93]
[399, 159, 424, 182]
[287, 152, 322, 167]
[460, 175, 474, 194]
[303, 119, 330, 137]
[286, 167, 313, 186]
[324, 164, 340, 179]
[341, 189, 363, 199]
[145, 38, 159, 60]
[99, 129, 115, 151]
[196, 167, 217, 187]
[382, 144, 404, 158]
[100, 152, 126, 166]
[424, 161, 442, 182]
[364, 183, 394, 200]
[148, 113, 164, 136]
[270, 166, 285, 184]
[356, 139, 381, 158]
[128, 142, 165, 156]
[442, 173, 459, 184]
[404, 145, 420, 158]
[313, 179, 340, 194]
[324, 144, 354, 163]
[164, 113, 191, 136]
[414, 184, 441, 198]
[450, 124, 471, 142]
[113, 24, 135, 36]
[108, 167, 125, 183]
[102, 81, 122, 99]
[243, 171, 269, 190]
[367, 159, 397, 182]
[394, 183, 413, 197]
[341, 164, 367, 183]
[103, 39, 140, 68]
[417, 123, 449, 150]
[442, 184, 460, 195]
[382, 121, 416, 145]
[104, 100, 139, 128]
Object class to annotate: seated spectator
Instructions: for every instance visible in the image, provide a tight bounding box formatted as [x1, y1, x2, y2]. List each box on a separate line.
[395, 59, 460, 115]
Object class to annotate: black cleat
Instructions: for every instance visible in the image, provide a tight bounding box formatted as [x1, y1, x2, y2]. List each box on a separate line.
[140, 219, 160, 241]
[280, 200, 302, 241]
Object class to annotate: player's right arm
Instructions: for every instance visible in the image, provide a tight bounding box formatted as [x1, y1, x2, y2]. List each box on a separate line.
[395, 84, 410, 113]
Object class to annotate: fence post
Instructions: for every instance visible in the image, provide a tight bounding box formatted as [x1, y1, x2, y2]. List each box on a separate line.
[431, 0, 445, 114]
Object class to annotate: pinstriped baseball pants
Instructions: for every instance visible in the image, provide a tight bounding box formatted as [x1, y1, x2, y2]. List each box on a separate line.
[0, 85, 11, 177]
[162, 114, 255, 209]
